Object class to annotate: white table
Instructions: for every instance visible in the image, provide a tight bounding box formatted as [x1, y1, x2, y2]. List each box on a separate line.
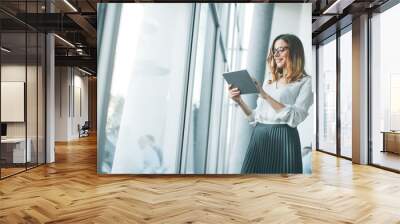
[1, 138, 32, 163]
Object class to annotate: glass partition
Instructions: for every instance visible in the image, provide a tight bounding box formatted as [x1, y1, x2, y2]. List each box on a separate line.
[317, 37, 337, 155]
[339, 29, 352, 158]
[0, 1, 46, 179]
[370, 4, 400, 171]
[1, 31, 28, 177]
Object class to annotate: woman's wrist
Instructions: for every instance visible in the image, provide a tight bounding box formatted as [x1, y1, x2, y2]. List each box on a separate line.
[236, 98, 244, 105]
[260, 92, 270, 101]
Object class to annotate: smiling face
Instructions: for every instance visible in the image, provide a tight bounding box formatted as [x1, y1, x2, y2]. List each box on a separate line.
[273, 39, 289, 69]
[267, 34, 305, 83]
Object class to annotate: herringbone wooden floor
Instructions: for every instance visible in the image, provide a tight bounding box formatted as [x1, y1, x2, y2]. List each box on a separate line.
[1, 135, 400, 223]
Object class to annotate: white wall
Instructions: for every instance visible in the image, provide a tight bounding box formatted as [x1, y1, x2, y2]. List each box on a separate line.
[55, 67, 89, 141]
[55, 67, 68, 141]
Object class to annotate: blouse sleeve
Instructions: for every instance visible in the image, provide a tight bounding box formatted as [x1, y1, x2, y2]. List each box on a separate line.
[274, 77, 314, 128]
[246, 96, 261, 127]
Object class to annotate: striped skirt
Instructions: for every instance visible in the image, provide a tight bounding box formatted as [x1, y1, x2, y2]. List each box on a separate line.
[241, 123, 303, 174]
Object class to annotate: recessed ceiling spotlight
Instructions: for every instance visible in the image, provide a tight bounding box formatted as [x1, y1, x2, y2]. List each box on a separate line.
[54, 34, 75, 48]
[63, 0, 78, 12]
[1, 47, 11, 53]
[322, 0, 354, 15]
[77, 67, 93, 76]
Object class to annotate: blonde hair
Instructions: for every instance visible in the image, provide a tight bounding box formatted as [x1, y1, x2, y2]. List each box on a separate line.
[267, 34, 307, 83]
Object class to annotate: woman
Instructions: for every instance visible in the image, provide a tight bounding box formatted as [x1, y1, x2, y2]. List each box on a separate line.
[229, 34, 313, 174]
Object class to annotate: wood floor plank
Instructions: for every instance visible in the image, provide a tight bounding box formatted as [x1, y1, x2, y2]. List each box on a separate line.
[0, 134, 400, 223]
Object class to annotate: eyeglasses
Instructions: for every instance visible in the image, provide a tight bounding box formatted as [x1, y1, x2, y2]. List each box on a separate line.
[273, 47, 288, 55]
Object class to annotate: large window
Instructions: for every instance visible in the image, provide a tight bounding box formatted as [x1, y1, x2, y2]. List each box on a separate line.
[223, 4, 255, 173]
[339, 29, 352, 158]
[318, 37, 337, 155]
[183, 4, 217, 174]
[370, 3, 400, 171]
[317, 28, 353, 159]
[98, 3, 266, 174]
[100, 4, 194, 174]
[183, 3, 253, 174]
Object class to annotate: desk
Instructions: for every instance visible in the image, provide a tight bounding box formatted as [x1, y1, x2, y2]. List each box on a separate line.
[1, 138, 31, 163]
[381, 131, 400, 154]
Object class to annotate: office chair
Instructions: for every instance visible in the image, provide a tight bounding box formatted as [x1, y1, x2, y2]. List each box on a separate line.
[79, 121, 90, 138]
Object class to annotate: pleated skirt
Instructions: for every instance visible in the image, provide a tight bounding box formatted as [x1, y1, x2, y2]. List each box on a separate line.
[241, 123, 303, 174]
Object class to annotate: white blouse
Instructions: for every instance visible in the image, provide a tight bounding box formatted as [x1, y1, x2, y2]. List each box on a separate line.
[247, 75, 313, 128]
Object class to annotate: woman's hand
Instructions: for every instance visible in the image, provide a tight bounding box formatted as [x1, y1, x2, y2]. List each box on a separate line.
[228, 84, 253, 117]
[228, 84, 242, 103]
[252, 78, 269, 100]
[252, 77, 285, 112]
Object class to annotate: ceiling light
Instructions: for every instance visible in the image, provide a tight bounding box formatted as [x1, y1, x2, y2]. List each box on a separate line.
[63, 0, 78, 12]
[78, 67, 93, 76]
[322, 0, 354, 14]
[54, 34, 75, 48]
[323, 0, 341, 14]
[1, 47, 11, 53]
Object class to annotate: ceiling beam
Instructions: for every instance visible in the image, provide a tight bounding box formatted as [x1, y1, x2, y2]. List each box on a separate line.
[312, 15, 335, 33]
[55, 55, 96, 70]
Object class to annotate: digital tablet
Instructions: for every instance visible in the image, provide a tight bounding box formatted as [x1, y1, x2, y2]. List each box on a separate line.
[223, 69, 259, 94]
